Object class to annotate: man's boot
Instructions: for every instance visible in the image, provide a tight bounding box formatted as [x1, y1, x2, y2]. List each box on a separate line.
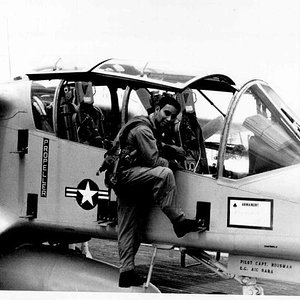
[173, 218, 206, 238]
[119, 270, 145, 288]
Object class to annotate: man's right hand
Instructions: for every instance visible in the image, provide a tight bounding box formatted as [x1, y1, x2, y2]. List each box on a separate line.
[162, 144, 186, 161]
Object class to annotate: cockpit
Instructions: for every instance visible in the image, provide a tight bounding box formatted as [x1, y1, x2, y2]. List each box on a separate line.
[29, 59, 300, 180]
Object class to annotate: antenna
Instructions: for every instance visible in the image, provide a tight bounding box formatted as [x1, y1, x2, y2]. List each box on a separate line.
[54, 57, 62, 71]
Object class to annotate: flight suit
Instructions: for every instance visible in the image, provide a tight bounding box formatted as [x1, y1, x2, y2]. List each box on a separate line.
[115, 117, 184, 273]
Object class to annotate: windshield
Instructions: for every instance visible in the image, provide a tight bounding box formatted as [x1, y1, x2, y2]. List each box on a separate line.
[93, 59, 196, 85]
[223, 82, 300, 179]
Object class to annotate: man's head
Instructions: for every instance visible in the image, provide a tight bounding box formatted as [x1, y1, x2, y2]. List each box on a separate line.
[153, 94, 181, 128]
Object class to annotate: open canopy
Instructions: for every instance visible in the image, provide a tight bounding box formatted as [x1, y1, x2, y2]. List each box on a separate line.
[27, 58, 237, 93]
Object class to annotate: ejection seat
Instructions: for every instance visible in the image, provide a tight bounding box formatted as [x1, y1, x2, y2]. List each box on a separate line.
[76, 81, 107, 148]
[58, 84, 80, 142]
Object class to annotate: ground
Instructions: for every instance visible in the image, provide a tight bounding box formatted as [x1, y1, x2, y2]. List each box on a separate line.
[89, 239, 300, 295]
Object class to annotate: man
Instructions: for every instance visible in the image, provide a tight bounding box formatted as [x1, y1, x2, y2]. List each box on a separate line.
[114, 94, 206, 288]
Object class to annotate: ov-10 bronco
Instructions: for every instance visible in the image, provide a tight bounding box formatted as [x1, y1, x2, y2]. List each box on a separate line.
[0, 58, 300, 294]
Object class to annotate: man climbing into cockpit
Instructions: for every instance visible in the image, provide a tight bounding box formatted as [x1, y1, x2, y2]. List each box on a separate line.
[111, 94, 207, 288]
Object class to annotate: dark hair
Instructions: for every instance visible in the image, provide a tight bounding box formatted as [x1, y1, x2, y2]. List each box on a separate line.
[156, 94, 181, 114]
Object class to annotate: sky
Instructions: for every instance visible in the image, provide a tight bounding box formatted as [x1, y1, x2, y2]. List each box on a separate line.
[0, 0, 299, 114]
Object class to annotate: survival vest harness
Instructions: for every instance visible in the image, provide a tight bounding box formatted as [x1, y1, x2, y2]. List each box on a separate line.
[98, 116, 153, 189]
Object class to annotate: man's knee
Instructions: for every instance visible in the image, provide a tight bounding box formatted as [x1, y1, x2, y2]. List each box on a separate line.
[159, 167, 176, 186]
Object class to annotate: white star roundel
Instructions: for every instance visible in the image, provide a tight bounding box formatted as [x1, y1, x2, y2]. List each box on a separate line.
[76, 179, 99, 210]
[65, 179, 110, 210]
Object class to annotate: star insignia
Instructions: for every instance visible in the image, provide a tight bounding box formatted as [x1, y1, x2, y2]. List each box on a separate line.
[78, 181, 97, 206]
[65, 179, 109, 211]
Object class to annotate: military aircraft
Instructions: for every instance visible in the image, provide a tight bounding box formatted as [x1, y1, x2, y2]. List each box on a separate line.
[0, 58, 300, 294]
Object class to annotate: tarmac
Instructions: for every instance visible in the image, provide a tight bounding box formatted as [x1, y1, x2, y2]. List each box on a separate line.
[89, 239, 300, 295]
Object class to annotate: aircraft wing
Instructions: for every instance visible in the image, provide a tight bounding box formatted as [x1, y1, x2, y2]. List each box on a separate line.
[0, 205, 24, 248]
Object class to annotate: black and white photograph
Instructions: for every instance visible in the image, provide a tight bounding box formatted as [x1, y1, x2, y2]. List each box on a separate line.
[0, 0, 300, 298]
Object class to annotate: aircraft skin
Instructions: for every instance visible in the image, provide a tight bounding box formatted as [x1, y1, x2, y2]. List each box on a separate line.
[0, 59, 300, 293]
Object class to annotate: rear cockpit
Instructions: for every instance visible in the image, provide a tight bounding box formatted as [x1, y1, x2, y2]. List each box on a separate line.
[30, 80, 121, 150]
